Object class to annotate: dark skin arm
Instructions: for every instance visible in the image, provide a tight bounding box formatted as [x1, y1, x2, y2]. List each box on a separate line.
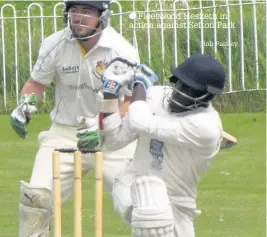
[131, 83, 146, 102]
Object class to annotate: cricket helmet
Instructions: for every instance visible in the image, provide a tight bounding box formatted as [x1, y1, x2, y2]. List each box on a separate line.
[63, 0, 111, 41]
[64, 0, 111, 13]
[165, 54, 226, 112]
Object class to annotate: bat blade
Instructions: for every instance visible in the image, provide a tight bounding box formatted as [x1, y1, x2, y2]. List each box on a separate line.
[220, 131, 237, 150]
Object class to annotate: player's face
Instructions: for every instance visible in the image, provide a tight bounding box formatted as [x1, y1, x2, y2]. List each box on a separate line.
[69, 5, 100, 38]
[169, 79, 205, 111]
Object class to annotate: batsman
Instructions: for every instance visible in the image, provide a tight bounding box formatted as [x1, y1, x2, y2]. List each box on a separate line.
[96, 54, 227, 237]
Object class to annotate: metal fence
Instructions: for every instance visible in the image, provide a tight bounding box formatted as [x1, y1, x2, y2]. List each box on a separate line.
[0, 0, 266, 109]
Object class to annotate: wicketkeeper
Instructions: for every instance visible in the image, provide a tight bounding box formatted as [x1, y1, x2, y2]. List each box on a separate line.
[9, 1, 139, 236]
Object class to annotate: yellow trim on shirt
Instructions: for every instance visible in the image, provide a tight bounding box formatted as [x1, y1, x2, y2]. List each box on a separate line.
[79, 44, 87, 58]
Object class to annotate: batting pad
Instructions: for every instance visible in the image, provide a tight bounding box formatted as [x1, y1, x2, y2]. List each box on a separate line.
[131, 176, 175, 237]
[19, 181, 53, 237]
[132, 225, 175, 237]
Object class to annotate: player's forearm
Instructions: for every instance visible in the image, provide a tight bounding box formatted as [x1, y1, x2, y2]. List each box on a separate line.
[103, 131, 136, 151]
[119, 96, 131, 117]
[129, 100, 176, 143]
[102, 115, 138, 151]
[131, 84, 146, 103]
[21, 79, 46, 100]
[102, 93, 130, 118]
[100, 92, 137, 150]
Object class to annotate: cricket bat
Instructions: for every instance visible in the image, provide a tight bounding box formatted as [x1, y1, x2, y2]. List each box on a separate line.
[220, 131, 237, 149]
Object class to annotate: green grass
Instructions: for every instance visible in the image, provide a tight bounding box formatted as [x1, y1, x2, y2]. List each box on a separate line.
[0, 113, 265, 236]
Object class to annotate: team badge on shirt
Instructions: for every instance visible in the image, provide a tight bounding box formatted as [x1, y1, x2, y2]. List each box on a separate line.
[93, 60, 108, 79]
[149, 139, 164, 170]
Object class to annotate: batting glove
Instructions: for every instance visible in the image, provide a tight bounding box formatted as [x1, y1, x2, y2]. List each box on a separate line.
[132, 64, 159, 90]
[9, 93, 37, 139]
[101, 61, 135, 96]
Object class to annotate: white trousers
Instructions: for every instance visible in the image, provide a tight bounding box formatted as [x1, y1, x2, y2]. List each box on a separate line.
[29, 123, 137, 203]
[112, 167, 196, 237]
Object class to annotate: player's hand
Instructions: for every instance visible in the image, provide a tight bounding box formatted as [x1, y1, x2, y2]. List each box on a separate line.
[76, 117, 99, 150]
[101, 61, 135, 96]
[9, 93, 37, 139]
[133, 64, 159, 89]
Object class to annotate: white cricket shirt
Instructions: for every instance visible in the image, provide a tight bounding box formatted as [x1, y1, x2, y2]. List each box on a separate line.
[103, 86, 223, 213]
[31, 26, 140, 126]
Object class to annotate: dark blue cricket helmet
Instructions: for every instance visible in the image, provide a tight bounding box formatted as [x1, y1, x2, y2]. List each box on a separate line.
[170, 54, 225, 95]
[166, 54, 226, 112]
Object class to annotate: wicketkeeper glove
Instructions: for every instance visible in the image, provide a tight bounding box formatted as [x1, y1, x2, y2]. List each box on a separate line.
[132, 64, 159, 89]
[76, 117, 100, 150]
[9, 93, 37, 139]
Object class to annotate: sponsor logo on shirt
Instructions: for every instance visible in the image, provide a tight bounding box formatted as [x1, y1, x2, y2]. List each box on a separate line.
[62, 65, 79, 73]
[68, 83, 102, 93]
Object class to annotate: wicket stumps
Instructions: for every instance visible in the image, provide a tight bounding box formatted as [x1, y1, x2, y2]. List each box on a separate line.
[52, 148, 103, 237]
